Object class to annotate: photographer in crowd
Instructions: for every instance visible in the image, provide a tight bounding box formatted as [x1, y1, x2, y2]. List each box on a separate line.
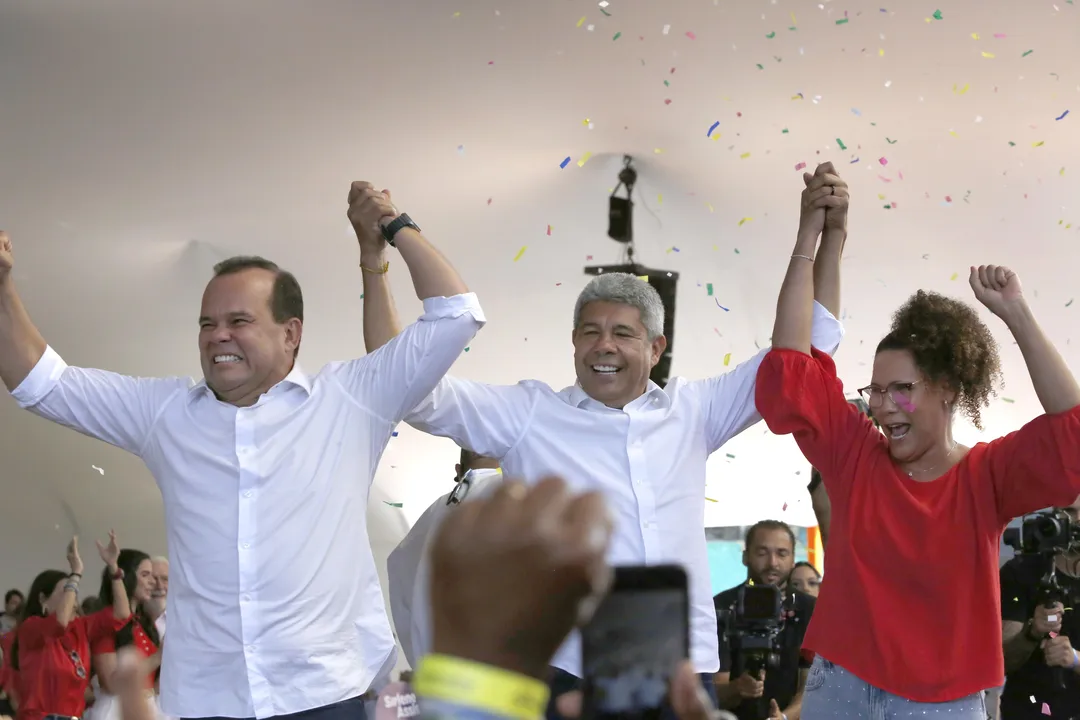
[714, 521, 815, 720]
[999, 496, 1080, 720]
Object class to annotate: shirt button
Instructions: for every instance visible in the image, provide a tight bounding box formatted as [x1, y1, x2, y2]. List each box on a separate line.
[243, 490, 253, 498]
[241, 542, 251, 549]
[241, 595, 251, 602]
[245, 645, 255, 652]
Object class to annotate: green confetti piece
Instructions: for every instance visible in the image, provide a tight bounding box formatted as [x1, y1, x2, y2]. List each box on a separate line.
[1022, 49, 1033, 57]
[781, 128, 789, 133]
[883, 204, 892, 209]
[836, 138, 847, 150]
[766, 31, 776, 38]
[1067, 299, 1075, 307]
[788, 26, 797, 31]
[725, 453, 736, 459]
[734, 248, 740, 254]
[613, 31, 621, 40]
[706, 283, 714, 296]
[886, 138, 897, 144]
[664, 80, 670, 86]
[1008, 141, 1016, 146]
[1002, 398, 1015, 403]
[835, 18, 849, 25]
[383, 501, 404, 508]
[756, 63, 764, 70]
[464, 346, 471, 352]
[932, 9, 943, 19]
[600, 7, 611, 16]
[360, 294, 364, 299]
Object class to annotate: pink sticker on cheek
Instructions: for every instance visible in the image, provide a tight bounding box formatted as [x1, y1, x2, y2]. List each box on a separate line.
[896, 398, 917, 413]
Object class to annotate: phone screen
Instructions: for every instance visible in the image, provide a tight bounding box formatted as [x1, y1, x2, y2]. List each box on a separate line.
[581, 566, 689, 720]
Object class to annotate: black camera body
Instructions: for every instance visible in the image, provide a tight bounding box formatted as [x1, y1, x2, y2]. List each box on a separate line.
[721, 584, 788, 675]
[1003, 509, 1080, 556]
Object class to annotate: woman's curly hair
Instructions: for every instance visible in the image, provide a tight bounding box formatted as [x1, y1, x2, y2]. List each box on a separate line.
[876, 290, 1002, 429]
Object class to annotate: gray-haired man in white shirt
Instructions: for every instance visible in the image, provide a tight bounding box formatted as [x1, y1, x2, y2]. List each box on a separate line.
[362, 225, 846, 714]
[0, 181, 483, 720]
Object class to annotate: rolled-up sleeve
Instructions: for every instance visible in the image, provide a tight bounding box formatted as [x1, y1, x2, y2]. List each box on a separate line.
[333, 293, 485, 425]
[11, 346, 192, 456]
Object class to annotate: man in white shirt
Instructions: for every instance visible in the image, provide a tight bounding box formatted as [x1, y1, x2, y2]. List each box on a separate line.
[148, 556, 169, 638]
[386, 449, 502, 669]
[0, 181, 484, 720]
[361, 221, 845, 716]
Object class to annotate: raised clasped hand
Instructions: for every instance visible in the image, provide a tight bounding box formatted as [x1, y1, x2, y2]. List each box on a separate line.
[0, 231, 13, 280]
[347, 181, 398, 253]
[799, 162, 848, 238]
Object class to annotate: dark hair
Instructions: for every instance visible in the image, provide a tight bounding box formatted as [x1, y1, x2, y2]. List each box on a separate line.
[81, 596, 102, 615]
[212, 256, 304, 358]
[876, 290, 1002, 430]
[4, 589, 23, 605]
[459, 448, 477, 470]
[10, 569, 69, 670]
[744, 520, 796, 551]
[99, 549, 160, 650]
[792, 561, 821, 579]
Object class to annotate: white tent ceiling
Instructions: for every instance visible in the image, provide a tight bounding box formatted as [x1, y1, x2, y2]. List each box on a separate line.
[0, 0, 1077, 597]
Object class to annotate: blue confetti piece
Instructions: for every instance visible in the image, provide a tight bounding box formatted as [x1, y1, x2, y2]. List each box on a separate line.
[392, 431, 399, 437]
[560, 156, 571, 169]
[851, 108, 862, 116]
[849, 157, 860, 164]
[715, 299, 730, 311]
[707, 121, 720, 137]
[1056, 110, 1070, 121]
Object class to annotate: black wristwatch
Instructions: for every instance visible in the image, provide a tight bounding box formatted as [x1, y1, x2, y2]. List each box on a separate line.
[380, 213, 420, 247]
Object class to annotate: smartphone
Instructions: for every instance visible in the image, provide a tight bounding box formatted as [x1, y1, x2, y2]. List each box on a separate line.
[581, 565, 690, 720]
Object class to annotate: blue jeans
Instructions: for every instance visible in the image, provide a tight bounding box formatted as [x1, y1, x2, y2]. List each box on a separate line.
[801, 656, 986, 720]
[545, 667, 717, 720]
[183, 695, 366, 720]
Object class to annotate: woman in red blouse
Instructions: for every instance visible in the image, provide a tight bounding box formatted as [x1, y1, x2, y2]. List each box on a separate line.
[86, 549, 160, 720]
[10, 534, 132, 720]
[755, 162, 1080, 718]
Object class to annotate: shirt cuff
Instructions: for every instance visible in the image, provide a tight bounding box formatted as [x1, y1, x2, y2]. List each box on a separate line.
[810, 301, 844, 355]
[420, 292, 487, 324]
[10, 345, 68, 408]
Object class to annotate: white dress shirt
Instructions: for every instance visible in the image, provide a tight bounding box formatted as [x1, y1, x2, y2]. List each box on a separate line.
[11, 294, 484, 719]
[386, 469, 503, 669]
[405, 302, 842, 677]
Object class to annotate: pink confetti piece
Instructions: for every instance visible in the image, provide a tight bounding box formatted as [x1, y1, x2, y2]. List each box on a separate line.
[487, 198, 492, 205]
[685, 30, 696, 39]
[993, 33, 1007, 38]
[782, 502, 788, 511]
[1042, 703, 1051, 716]
[546, 225, 552, 236]
[898, 170, 904, 180]
[945, 195, 953, 203]
[794, 161, 807, 171]
[878, 157, 888, 166]
[878, 175, 892, 182]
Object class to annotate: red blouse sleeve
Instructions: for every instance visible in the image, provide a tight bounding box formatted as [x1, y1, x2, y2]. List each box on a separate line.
[17, 614, 64, 651]
[980, 405, 1080, 525]
[755, 348, 882, 495]
[85, 607, 128, 647]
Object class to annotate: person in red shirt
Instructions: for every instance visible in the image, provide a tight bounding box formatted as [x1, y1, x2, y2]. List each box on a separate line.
[754, 162, 1080, 719]
[10, 533, 132, 720]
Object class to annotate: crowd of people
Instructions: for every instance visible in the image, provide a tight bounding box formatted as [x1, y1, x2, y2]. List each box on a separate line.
[0, 164, 1078, 720]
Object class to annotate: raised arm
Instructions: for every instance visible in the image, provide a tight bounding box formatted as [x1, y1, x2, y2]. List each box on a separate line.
[349, 186, 404, 353]
[0, 232, 47, 391]
[772, 163, 848, 354]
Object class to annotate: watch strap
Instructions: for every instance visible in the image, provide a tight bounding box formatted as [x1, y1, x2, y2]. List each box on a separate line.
[380, 213, 420, 247]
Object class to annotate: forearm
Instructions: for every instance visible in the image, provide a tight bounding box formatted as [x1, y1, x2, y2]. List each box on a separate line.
[1002, 302, 1080, 414]
[771, 230, 819, 353]
[393, 228, 469, 300]
[713, 677, 743, 710]
[810, 483, 831, 548]
[1002, 629, 1038, 673]
[361, 249, 404, 352]
[110, 572, 132, 620]
[55, 576, 80, 627]
[0, 279, 47, 392]
[812, 229, 844, 318]
[783, 694, 804, 720]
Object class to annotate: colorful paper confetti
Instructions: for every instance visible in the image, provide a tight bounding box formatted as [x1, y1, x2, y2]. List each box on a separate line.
[559, 156, 571, 169]
[836, 138, 847, 150]
[707, 121, 720, 137]
[835, 18, 849, 25]
[383, 501, 404, 508]
[794, 162, 807, 171]
[706, 283, 714, 296]
[91, 465, 104, 475]
[513, 246, 527, 261]
[738, 217, 753, 226]
[1056, 110, 1070, 121]
[685, 31, 696, 40]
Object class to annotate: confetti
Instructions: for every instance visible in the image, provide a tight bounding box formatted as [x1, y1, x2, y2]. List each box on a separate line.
[559, 156, 571, 169]
[383, 501, 404, 508]
[1056, 110, 1070, 121]
[781, 128, 789, 133]
[706, 496, 719, 503]
[391, 431, 399, 437]
[738, 217, 753, 226]
[685, 31, 696, 40]
[91, 465, 104, 475]
[577, 151, 593, 166]
[782, 502, 788, 511]
[740, 152, 751, 159]
[716, 300, 730, 311]
[576, 16, 586, 28]
[706, 283, 714, 296]
[766, 31, 776, 38]
[835, 18, 849, 25]
[878, 157, 889, 166]
[487, 198, 492, 205]
[981, 51, 995, 59]
[1002, 398, 1015, 403]
[464, 346, 470, 352]
[725, 453, 736, 459]
[950, 272, 959, 281]
[993, 33, 1007, 38]
[513, 246, 527, 261]
[457, 145, 465, 154]
[932, 9, 943, 19]
[970, 32, 980, 40]
[613, 32, 621, 40]
[546, 225, 552, 236]
[1022, 49, 1034, 57]
[1041, 703, 1051, 716]
[794, 162, 807, 171]
[836, 138, 847, 150]
[662, 24, 671, 35]
[954, 83, 970, 95]
[1033, 141, 1045, 147]
[707, 121, 720, 137]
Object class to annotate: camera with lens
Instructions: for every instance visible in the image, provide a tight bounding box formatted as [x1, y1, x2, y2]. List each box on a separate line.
[1003, 509, 1080, 556]
[719, 584, 789, 676]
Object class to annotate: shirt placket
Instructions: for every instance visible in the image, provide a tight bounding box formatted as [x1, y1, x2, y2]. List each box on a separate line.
[627, 409, 662, 562]
[235, 406, 271, 712]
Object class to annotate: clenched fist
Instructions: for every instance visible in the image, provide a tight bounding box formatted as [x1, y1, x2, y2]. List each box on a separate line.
[347, 181, 398, 254]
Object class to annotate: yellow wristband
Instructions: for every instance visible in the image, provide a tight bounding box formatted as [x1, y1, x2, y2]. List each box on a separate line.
[414, 654, 549, 720]
[360, 261, 390, 274]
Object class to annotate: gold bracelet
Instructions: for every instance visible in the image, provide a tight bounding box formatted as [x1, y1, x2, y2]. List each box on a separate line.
[360, 261, 389, 274]
[791, 254, 815, 262]
[414, 654, 549, 720]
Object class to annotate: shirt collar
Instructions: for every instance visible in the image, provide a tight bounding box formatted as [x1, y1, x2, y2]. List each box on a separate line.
[188, 362, 312, 403]
[565, 380, 670, 411]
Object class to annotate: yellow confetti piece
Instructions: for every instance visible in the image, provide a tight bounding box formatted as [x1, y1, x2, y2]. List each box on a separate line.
[740, 152, 751, 159]
[950, 272, 959, 281]
[723, 353, 732, 366]
[1061, 167, 1066, 176]
[879, 48, 885, 56]
[953, 83, 970, 95]
[637, 275, 649, 282]
[653, 148, 664, 154]
[582, 117, 590, 126]
[577, 152, 592, 167]
[453, 11, 461, 17]
[790, 11, 797, 25]
[738, 217, 753, 226]
[970, 32, 980, 40]
[711, 133, 722, 141]
[658, 194, 663, 204]
[706, 496, 719, 503]
[924, 17, 933, 23]
[576, 16, 586, 27]
[513, 246, 527, 262]
[706, 202, 714, 213]
[791, 94, 803, 100]
[981, 51, 995, 58]
[877, 193, 887, 200]
[1033, 141, 1045, 147]
[948, 130, 959, 137]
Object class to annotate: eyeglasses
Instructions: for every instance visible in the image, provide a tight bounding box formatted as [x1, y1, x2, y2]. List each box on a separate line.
[856, 381, 921, 408]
